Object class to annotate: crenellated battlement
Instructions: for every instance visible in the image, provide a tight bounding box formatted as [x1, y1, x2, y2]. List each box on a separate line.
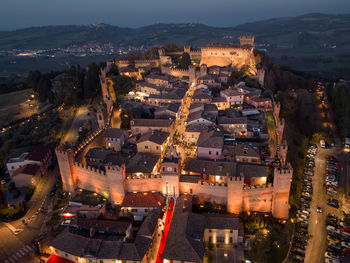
[126, 174, 161, 180]
[199, 181, 227, 187]
[73, 162, 106, 175]
[201, 46, 252, 52]
[243, 183, 273, 191]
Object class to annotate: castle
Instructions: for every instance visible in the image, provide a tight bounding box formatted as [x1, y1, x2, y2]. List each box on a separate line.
[106, 35, 257, 82]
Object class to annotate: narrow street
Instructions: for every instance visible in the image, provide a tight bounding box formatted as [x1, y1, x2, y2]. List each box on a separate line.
[156, 199, 175, 263]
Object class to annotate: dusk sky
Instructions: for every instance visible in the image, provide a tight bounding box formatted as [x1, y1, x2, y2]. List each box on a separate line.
[1, 0, 350, 30]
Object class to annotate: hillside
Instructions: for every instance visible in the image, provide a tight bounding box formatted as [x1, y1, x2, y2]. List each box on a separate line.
[1, 13, 350, 77]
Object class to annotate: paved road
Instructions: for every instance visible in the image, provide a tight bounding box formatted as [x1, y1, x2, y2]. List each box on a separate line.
[61, 106, 96, 144]
[0, 168, 58, 262]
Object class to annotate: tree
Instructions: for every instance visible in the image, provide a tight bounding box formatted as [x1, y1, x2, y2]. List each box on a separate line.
[178, 52, 191, 70]
[84, 62, 101, 100]
[37, 76, 52, 103]
[107, 63, 119, 77]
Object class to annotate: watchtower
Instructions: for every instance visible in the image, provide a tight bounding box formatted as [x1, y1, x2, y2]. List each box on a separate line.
[272, 164, 293, 219]
[55, 144, 76, 193]
[184, 45, 191, 54]
[239, 36, 255, 47]
[227, 175, 244, 214]
[161, 146, 180, 197]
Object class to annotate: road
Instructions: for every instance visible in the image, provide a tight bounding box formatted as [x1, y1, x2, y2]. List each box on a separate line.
[0, 167, 58, 263]
[61, 106, 97, 144]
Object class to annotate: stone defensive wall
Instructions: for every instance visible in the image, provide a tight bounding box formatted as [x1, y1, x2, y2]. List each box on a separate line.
[110, 59, 160, 69]
[242, 183, 274, 213]
[125, 176, 162, 193]
[180, 181, 228, 205]
[161, 66, 197, 82]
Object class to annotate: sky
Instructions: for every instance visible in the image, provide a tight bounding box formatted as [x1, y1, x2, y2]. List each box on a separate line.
[1, 0, 350, 30]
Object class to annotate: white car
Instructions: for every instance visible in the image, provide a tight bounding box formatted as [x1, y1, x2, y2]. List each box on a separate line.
[326, 225, 340, 234]
[341, 241, 350, 249]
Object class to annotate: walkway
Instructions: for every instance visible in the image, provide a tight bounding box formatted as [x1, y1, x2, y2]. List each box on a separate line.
[156, 199, 175, 263]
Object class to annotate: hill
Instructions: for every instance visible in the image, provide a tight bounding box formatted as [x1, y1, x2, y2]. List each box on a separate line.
[1, 13, 350, 77]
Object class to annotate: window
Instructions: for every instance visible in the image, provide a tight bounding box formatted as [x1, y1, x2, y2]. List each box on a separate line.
[145, 209, 148, 212]
[100, 261, 104, 263]
[209, 151, 212, 155]
[230, 230, 233, 233]
[216, 151, 219, 156]
[131, 209, 138, 212]
[230, 237, 233, 243]
[209, 229, 212, 233]
[217, 236, 225, 242]
[145, 145, 148, 149]
[190, 189, 193, 194]
[156, 146, 159, 150]
[174, 167, 177, 172]
[162, 167, 165, 172]
[209, 236, 212, 243]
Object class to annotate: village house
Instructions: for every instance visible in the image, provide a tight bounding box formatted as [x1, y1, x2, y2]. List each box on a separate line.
[10, 163, 41, 187]
[187, 110, 216, 126]
[136, 130, 170, 155]
[246, 96, 272, 109]
[212, 96, 229, 110]
[217, 116, 248, 137]
[145, 74, 174, 88]
[125, 153, 161, 179]
[192, 88, 212, 103]
[121, 192, 165, 220]
[185, 124, 209, 144]
[130, 118, 173, 135]
[6, 145, 52, 175]
[196, 130, 224, 159]
[103, 128, 128, 152]
[154, 103, 180, 120]
[49, 209, 161, 263]
[119, 66, 143, 80]
[220, 89, 244, 106]
[145, 88, 186, 106]
[234, 143, 261, 163]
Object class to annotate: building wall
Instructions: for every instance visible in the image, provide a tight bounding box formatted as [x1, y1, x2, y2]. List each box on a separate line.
[131, 126, 171, 135]
[204, 228, 239, 245]
[137, 140, 163, 155]
[242, 184, 274, 213]
[11, 173, 34, 188]
[55, 147, 76, 193]
[125, 177, 162, 193]
[179, 181, 227, 204]
[197, 147, 222, 159]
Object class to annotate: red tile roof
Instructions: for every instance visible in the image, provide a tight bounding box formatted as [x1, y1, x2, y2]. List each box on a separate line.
[121, 192, 165, 208]
[46, 255, 74, 263]
[11, 163, 40, 177]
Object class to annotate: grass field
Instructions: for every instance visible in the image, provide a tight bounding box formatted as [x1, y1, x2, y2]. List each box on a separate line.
[0, 89, 35, 125]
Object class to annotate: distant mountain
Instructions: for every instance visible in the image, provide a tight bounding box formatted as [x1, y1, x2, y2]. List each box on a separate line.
[1, 13, 350, 77]
[1, 13, 350, 51]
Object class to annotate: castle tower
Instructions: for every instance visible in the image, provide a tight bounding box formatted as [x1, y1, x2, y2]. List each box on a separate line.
[184, 45, 191, 54]
[239, 36, 255, 47]
[200, 64, 207, 77]
[272, 164, 293, 219]
[106, 164, 126, 204]
[161, 146, 180, 197]
[280, 140, 288, 165]
[227, 176, 244, 214]
[273, 101, 281, 120]
[188, 65, 196, 82]
[55, 145, 76, 193]
[158, 48, 165, 57]
[257, 69, 265, 87]
[96, 108, 107, 129]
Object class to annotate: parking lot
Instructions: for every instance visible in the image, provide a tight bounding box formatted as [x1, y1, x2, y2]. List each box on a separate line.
[287, 143, 350, 263]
